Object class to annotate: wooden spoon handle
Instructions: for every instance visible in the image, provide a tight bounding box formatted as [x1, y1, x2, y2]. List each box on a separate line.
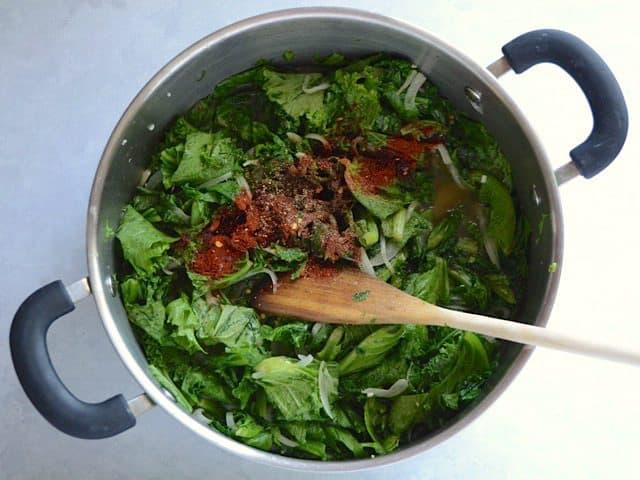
[432, 308, 640, 366]
[255, 268, 640, 366]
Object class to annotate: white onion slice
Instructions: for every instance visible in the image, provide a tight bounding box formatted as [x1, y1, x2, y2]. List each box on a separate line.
[192, 408, 211, 426]
[369, 240, 402, 268]
[435, 144, 465, 189]
[302, 75, 330, 94]
[236, 175, 252, 200]
[358, 247, 376, 277]
[362, 379, 409, 398]
[304, 133, 330, 149]
[242, 160, 260, 167]
[296, 354, 314, 367]
[397, 69, 418, 94]
[138, 169, 152, 187]
[235, 268, 278, 293]
[318, 361, 335, 419]
[263, 268, 278, 293]
[286, 132, 303, 143]
[225, 411, 236, 431]
[198, 171, 234, 189]
[311, 322, 323, 337]
[404, 72, 426, 110]
[378, 234, 394, 273]
[477, 209, 500, 268]
[277, 433, 299, 448]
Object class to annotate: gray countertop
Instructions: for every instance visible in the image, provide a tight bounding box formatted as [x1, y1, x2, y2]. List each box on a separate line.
[2, 1, 639, 478]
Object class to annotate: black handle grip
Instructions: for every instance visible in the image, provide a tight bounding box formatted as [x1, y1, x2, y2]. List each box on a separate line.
[502, 29, 628, 178]
[10, 281, 136, 439]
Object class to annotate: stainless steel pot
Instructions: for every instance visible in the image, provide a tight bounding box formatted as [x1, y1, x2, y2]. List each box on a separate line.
[10, 7, 627, 472]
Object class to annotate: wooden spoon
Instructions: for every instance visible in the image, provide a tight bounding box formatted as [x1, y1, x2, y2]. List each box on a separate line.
[253, 268, 640, 366]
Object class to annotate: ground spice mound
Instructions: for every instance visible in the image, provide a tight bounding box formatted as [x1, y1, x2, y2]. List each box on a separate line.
[192, 155, 360, 277]
[191, 131, 434, 279]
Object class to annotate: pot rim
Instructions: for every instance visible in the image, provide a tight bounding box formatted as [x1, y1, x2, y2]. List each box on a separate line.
[87, 6, 563, 472]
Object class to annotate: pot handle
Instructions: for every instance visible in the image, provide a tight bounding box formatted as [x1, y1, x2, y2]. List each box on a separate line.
[500, 29, 628, 179]
[10, 279, 137, 439]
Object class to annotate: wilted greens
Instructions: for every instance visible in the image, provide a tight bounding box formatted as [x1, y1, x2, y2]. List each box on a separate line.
[116, 53, 528, 460]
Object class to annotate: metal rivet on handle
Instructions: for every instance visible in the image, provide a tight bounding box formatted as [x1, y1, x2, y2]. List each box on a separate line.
[464, 86, 483, 113]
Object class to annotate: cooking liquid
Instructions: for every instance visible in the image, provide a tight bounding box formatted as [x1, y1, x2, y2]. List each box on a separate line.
[430, 160, 476, 222]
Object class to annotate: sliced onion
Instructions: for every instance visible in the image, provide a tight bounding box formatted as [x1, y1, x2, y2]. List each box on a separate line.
[302, 75, 330, 94]
[304, 133, 330, 150]
[404, 72, 426, 111]
[242, 159, 260, 167]
[370, 239, 402, 268]
[234, 268, 278, 293]
[311, 322, 323, 337]
[362, 379, 409, 398]
[358, 247, 376, 277]
[225, 411, 236, 431]
[198, 171, 234, 189]
[304, 83, 330, 94]
[277, 433, 299, 448]
[318, 361, 335, 419]
[397, 69, 418, 95]
[192, 408, 211, 425]
[138, 169, 152, 187]
[379, 234, 394, 273]
[435, 144, 465, 189]
[262, 268, 278, 293]
[477, 209, 500, 268]
[236, 175, 252, 200]
[296, 354, 314, 367]
[286, 132, 303, 143]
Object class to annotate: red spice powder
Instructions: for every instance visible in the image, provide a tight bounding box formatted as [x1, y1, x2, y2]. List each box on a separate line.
[350, 156, 398, 194]
[234, 191, 252, 210]
[191, 235, 243, 278]
[385, 137, 425, 160]
[301, 259, 339, 279]
[191, 188, 302, 278]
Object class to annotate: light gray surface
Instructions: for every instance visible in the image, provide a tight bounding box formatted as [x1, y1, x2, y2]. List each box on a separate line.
[1, 1, 639, 479]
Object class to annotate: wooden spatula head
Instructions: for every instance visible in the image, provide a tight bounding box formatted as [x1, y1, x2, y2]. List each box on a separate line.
[252, 268, 428, 325]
